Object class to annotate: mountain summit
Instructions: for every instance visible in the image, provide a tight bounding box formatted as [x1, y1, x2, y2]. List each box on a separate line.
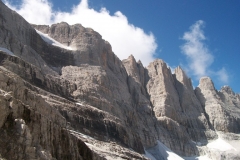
[0, 1, 240, 160]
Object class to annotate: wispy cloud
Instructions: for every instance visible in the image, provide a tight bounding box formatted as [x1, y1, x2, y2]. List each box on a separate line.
[215, 68, 229, 84]
[4, 0, 157, 66]
[181, 20, 229, 84]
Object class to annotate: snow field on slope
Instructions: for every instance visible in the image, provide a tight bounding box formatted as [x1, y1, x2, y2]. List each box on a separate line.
[145, 131, 240, 160]
[144, 141, 184, 160]
[207, 137, 237, 151]
[35, 30, 74, 50]
[0, 47, 16, 56]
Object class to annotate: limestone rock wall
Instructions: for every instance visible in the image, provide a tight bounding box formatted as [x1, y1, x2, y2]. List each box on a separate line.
[145, 60, 210, 156]
[34, 22, 160, 151]
[0, 1, 240, 159]
[0, 2, 57, 76]
[195, 77, 240, 133]
[0, 66, 97, 160]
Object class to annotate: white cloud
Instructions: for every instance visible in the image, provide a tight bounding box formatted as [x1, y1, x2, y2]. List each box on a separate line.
[166, 63, 176, 74]
[181, 20, 229, 84]
[215, 68, 229, 84]
[4, 0, 157, 66]
[4, 0, 54, 24]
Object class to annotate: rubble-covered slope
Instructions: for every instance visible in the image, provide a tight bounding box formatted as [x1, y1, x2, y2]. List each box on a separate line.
[0, 1, 240, 160]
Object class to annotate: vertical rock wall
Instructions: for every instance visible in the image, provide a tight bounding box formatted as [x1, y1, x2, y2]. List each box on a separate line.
[0, 1, 240, 159]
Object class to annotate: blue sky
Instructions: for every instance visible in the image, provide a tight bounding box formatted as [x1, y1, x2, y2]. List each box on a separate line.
[4, 0, 240, 92]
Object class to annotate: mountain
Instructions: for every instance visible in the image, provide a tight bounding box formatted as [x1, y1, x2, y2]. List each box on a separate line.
[0, 1, 240, 160]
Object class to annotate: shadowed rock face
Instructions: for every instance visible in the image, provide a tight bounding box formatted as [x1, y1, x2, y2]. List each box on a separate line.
[0, 1, 240, 159]
[0, 63, 97, 160]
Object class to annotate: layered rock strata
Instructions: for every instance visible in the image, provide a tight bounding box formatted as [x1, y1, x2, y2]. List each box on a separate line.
[0, 1, 240, 159]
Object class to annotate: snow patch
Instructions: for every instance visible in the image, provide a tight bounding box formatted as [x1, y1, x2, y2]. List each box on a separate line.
[76, 103, 83, 106]
[191, 140, 202, 146]
[184, 155, 212, 160]
[36, 30, 74, 50]
[68, 129, 94, 140]
[0, 47, 15, 56]
[207, 137, 236, 151]
[144, 141, 184, 160]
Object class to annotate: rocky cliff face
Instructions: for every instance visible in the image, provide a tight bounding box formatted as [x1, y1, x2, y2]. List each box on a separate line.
[195, 77, 240, 133]
[0, 1, 240, 160]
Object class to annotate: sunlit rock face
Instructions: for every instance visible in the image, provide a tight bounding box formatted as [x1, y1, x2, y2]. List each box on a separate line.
[0, 1, 240, 160]
[195, 77, 240, 133]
